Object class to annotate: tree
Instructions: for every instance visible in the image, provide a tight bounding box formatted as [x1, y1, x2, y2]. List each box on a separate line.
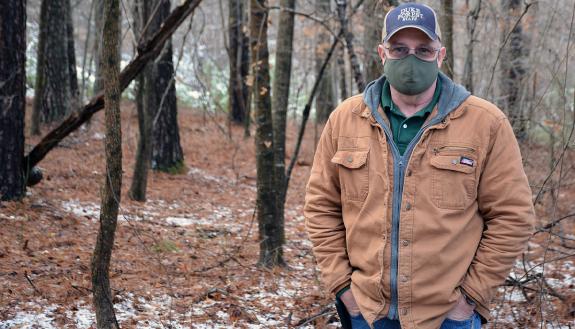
[271, 0, 295, 267]
[440, 0, 454, 78]
[130, 0, 184, 199]
[315, 0, 335, 123]
[228, 0, 251, 127]
[500, 0, 528, 139]
[151, 0, 184, 173]
[250, 0, 284, 267]
[129, 0, 154, 201]
[93, 0, 105, 95]
[31, 0, 77, 134]
[336, 0, 365, 92]
[91, 0, 121, 327]
[363, 0, 396, 83]
[0, 0, 26, 201]
[463, 0, 481, 93]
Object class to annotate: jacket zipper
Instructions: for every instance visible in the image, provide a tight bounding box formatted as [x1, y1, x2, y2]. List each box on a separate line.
[370, 108, 446, 321]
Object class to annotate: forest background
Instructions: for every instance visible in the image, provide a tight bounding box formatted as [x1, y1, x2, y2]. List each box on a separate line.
[0, 0, 573, 328]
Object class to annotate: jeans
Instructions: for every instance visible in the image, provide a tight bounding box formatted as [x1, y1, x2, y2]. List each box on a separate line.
[349, 312, 482, 329]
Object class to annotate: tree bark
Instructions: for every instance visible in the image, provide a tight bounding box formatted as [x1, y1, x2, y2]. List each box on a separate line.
[271, 0, 295, 267]
[463, 0, 481, 93]
[66, 0, 80, 109]
[91, 0, 121, 327]
[149, 1, 184, 173]
[31, 0, 74, 134]
[336, 0, 365, 92]
[250, 0, 283, 267]
[0, 0, 26, 201]
[228, 0, 251, 126]
[315, 0, 335, 123]
[23, 0, 204, 181]
[440, 0, 454, 78]
[93, 0, 105, 96]
[500, 0, 527, 139]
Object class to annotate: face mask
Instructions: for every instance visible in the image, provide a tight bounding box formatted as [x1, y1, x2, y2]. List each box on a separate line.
[383, 54, 439, 95]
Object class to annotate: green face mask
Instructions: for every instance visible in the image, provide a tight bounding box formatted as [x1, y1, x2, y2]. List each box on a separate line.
[383, 55, 439, 95]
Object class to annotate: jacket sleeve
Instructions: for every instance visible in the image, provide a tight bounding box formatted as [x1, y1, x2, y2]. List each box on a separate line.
[460, 117, 535, 320]
[304, 117, 352, 296]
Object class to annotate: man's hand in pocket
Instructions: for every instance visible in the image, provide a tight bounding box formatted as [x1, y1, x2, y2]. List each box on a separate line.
[340, 289, 361, 316]
[446, 293, 475, 321]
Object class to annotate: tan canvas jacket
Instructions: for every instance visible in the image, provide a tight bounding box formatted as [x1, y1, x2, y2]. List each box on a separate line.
[304, 74, 535, 329]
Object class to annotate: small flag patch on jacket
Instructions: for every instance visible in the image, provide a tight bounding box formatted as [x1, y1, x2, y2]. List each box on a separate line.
[460, 156, 474, 167]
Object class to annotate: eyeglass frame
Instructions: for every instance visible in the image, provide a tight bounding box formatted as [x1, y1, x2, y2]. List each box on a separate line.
[381, 43, 442, 61]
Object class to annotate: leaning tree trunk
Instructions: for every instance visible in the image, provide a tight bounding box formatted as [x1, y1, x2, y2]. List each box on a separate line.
[31, 0, 74, 134]
[250, 0, 283, 267]
[91, 0, 121, 327]
[315, 0, 336, 123]
[271, 0, 295, 267]
[500, 0, 527, 139]
[151, 0, 184, 173]
[440, 0, 454, 79]
[228, 0, 251, 126]
[0, 0, 26, 201]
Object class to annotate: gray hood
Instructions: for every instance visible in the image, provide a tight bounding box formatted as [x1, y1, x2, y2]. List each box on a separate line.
[362, 71, 471, 123]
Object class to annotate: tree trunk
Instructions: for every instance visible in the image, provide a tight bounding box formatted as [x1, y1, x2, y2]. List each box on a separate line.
[336, 0, 365, 92]
[0, 0, 26, 201]
[440, 0, 454, 78]
[315, 0, 335, 123]
[228, 0, 251, 126]
[271, 0, 295, 267]
[151, 0, 184, 173]
[250, 0, 283, 267]
[363, 0, 394, 83]
[93, 0, 105, 95]
[500, 0, 527, 139]
[66, 0, 80, 109]
[31, 0, 74, 134]
[463, 0, 481, 93]
[129, 0, 154, 201]
[91, 0, 121, 327]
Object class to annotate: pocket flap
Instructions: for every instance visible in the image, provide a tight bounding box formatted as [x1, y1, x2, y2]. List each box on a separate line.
[331, 150, 369, 169]
[430, 154, 475, 174]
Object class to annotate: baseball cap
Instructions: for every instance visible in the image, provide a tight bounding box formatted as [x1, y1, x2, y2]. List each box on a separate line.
[382, 3, 442, 42]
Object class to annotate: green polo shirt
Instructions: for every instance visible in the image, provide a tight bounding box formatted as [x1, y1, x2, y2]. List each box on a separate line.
[382, 78, 441, 155]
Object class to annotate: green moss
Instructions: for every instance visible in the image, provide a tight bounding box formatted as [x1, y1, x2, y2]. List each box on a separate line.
[155, 160, 187, 175]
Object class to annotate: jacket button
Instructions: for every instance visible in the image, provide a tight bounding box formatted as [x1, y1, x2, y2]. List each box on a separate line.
[402, 240, 409, 247]
[401, 275, 408, 282]
[406, 170, 412, 177]
[405, 203, 412, 211]
[401, 308, 408, 316]
[347, 156, 353, 163]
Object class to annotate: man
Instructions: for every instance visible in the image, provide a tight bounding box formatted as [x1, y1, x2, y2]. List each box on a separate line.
[304, 3, 535, 329]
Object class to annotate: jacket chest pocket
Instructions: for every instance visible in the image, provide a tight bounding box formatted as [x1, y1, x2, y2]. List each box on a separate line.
[430, 146, 478, 210]
[331, 149, 370, 202]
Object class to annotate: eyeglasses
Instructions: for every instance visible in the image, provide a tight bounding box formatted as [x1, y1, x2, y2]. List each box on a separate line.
[383, 44, 440, 61]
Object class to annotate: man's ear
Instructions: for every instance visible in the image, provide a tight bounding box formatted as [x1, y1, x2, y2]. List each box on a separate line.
[437, 46, 447, 68]
[378, 44, 386, 66]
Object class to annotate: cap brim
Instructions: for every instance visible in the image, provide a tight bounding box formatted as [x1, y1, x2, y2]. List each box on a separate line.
[384, 25, 439, 43]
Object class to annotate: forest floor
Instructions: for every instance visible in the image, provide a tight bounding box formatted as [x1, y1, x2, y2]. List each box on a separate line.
[0, 100, 574, 328]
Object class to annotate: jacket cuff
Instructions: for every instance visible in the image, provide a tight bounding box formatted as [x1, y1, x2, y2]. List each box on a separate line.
[335, 285, 351, 299]
[460, 285, 490, 323]
[331, 279, 352, 297]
